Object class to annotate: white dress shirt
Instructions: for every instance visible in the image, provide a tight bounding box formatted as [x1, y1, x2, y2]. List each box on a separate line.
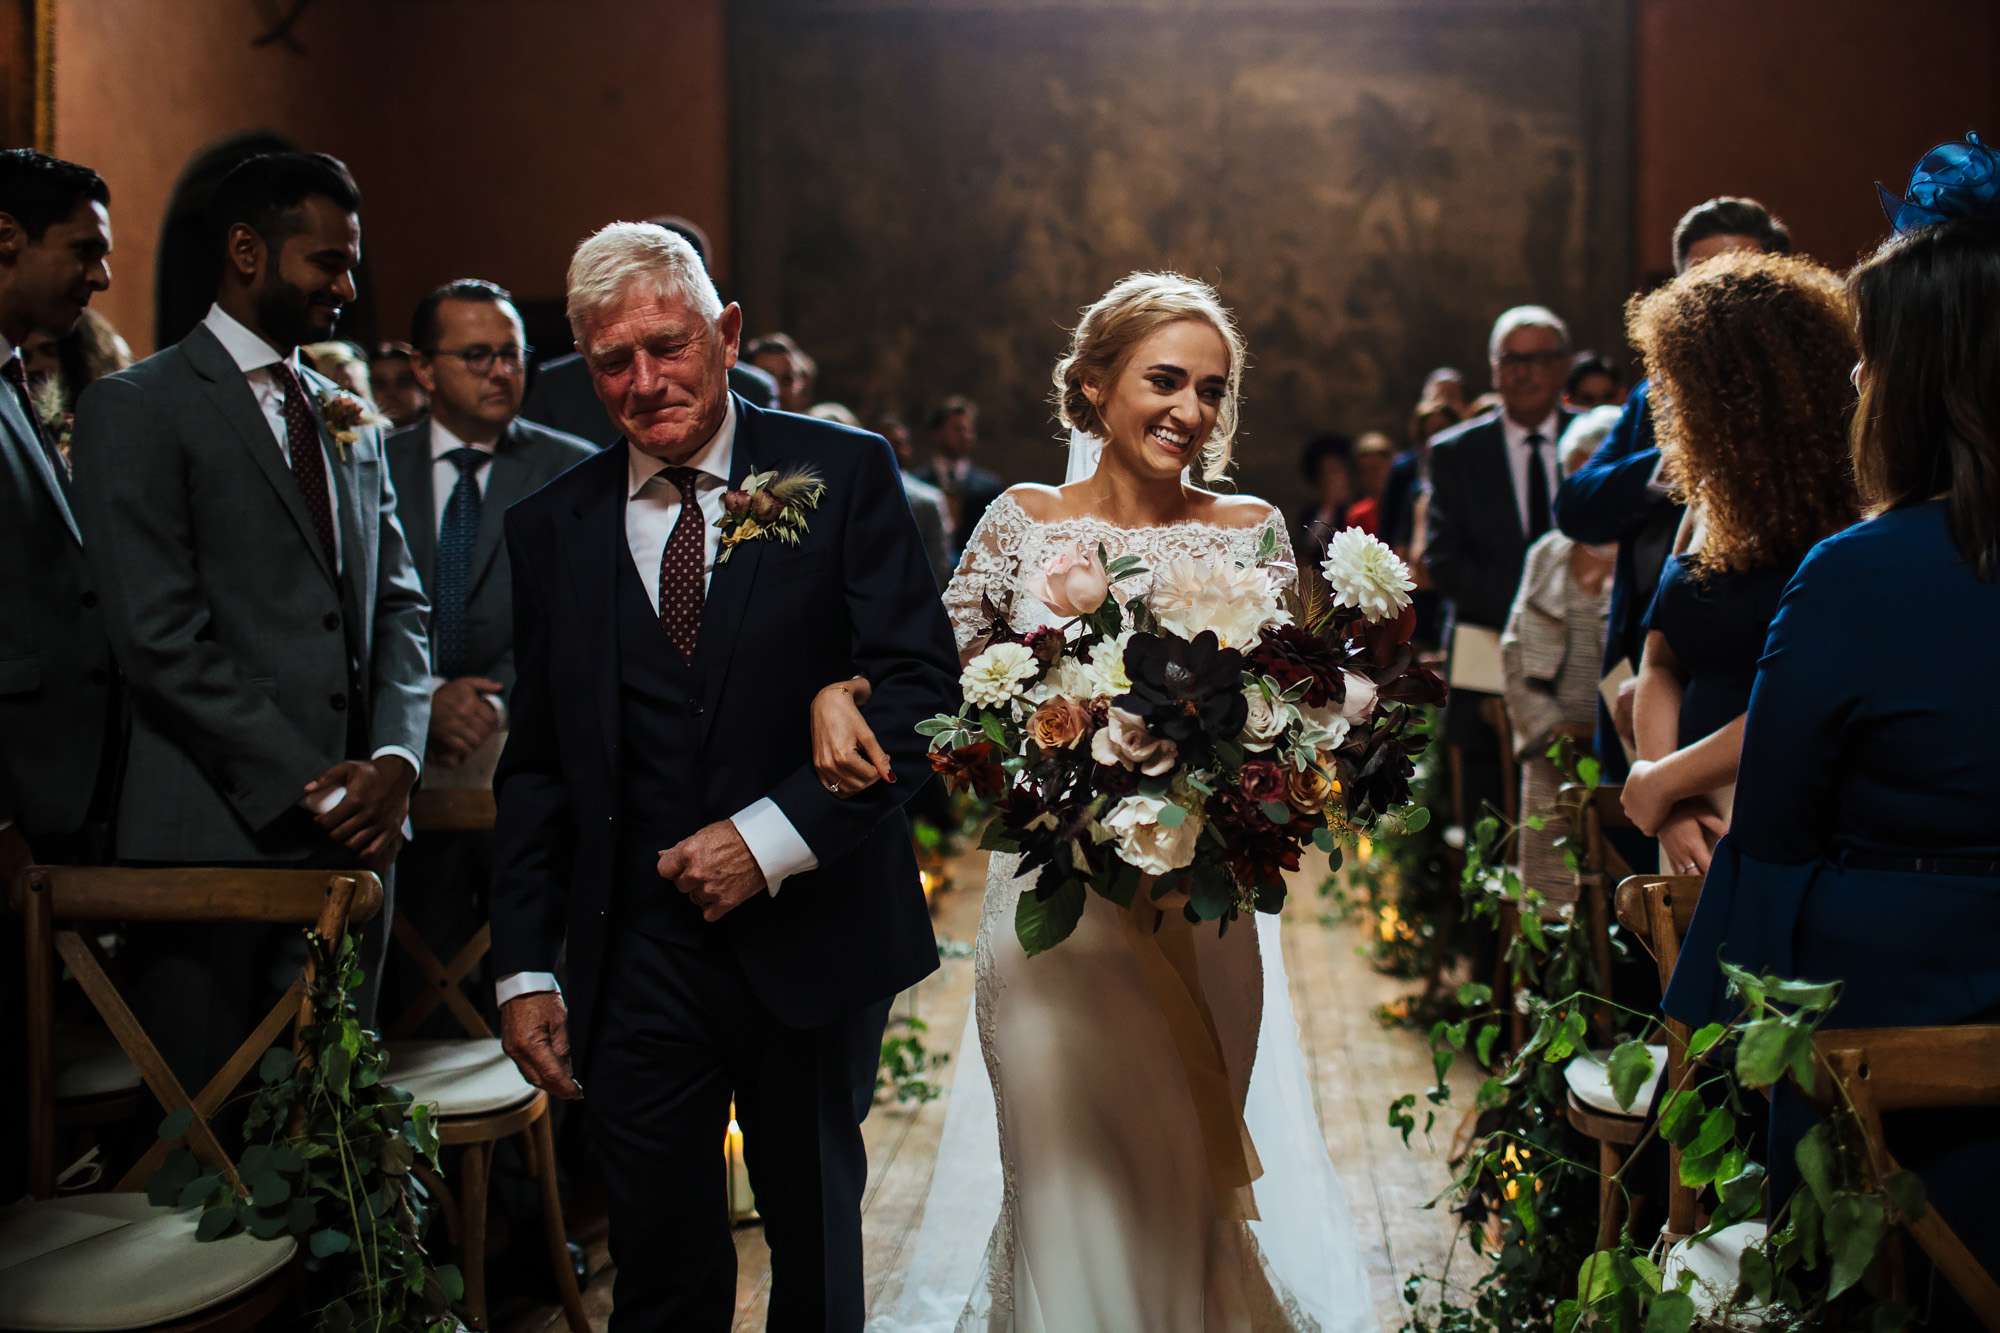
[494, 398, 819, 1008]
[1500, 410, 1562, 537]
[199, 304, 421, 801]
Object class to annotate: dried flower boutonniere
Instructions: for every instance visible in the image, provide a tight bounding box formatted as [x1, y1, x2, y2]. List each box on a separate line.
[28, 376, 74, 468]
[314, 385, 385, 463]
[715, 464, 827, 564]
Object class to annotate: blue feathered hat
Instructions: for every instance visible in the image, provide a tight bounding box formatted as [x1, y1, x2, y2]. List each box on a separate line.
[1877, 132, 2000, 234]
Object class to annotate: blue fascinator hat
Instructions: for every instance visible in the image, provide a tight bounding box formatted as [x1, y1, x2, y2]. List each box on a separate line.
[1877, 132, 2000, 234]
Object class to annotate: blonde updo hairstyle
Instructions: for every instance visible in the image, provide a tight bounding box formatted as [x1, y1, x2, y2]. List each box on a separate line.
[1053, 271, 1246, 483]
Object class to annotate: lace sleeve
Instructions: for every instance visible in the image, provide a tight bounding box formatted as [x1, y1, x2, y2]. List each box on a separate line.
[942, 492, 1026, 656]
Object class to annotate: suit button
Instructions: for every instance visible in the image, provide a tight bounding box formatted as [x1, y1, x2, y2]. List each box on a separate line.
[323, 611, 341, 631]
[329, 693, 347, 712]
[80, 591, 99, 609]
[690, 703, 704, 716]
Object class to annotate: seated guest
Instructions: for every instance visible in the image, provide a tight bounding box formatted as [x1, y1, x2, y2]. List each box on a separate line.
[385, 278, 593, 1027]
[1499, 406, 1621, 900]
[302, 338, 373, 401]
[1343, 431, 1395, 535]
[1617, 251, 1859, 876]
[811, 403, 952, 588]
[368, 339, 429, 427]
[71, 152, 429, 1083]
[1424, 305, 1577, 827]
[745, 332, 816, 413]
[1664, 146, 2000, 1309]
[523, 214, 777, 445]
[1292, 432, 1353, 564]
[914, 394, 1004, 562]
[1562, 351, 1623, 410]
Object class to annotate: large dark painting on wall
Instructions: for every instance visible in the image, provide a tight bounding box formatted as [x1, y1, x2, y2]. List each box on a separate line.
[729, 0, 1634, 504]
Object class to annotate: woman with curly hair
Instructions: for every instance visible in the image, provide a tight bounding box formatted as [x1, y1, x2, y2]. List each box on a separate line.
[1616, 250, 1860, 874]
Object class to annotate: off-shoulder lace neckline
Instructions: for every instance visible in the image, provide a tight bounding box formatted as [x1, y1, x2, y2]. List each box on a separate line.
[988, 490, 1279, 535]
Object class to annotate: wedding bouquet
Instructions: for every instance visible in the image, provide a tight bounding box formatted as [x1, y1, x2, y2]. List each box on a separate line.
[921, 526, 1447, 955]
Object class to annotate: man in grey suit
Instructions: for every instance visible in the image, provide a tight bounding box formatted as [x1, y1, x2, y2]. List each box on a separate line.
[384, 278, 592, 1021]
[0, 151, 116, 878]
[71, 153, 430, 1078]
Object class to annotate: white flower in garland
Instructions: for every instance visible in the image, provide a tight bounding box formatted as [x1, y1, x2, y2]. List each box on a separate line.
[1101, 793, 1202, 875]
[1319, 527, 1415, 623]
[1148, 556, 1289, 649]
[961, 642, 1039, 709]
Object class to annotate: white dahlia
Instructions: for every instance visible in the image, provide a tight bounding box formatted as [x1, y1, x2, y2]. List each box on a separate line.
[1319, 527, 1415, 623]
[1147, 556, 1289, 649]
[960, 642, 1038, 709]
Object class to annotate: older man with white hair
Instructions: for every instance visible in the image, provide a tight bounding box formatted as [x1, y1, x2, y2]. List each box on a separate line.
[1421, 304, 1578, 829]
[488, 222, 958, 1330]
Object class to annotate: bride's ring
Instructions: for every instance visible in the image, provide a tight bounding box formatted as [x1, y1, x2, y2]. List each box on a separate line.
[1678, 863, 1697, 874]
[825, 780, 843, 796]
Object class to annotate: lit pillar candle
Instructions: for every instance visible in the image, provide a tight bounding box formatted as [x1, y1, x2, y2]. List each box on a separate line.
[724, 1105, 757, 1222]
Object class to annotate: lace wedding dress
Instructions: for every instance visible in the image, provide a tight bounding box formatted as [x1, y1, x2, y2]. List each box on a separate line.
[873, 494, 1378, 1332]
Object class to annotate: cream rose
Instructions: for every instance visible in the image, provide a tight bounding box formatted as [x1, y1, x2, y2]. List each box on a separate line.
[1090, 706, 1179, 775]
[1239, 686, 1290, 751]
[1340, 670, 1379, 725]
[1101, 793, 1202, 876]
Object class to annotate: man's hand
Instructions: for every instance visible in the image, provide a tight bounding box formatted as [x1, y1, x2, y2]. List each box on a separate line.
[1612, 676, 1640, 746]
[305, 755, 416, 864]
[658, 820, 768, 923]
[500, 991, 581, 1100]
[429, 677, 504, 768]
[0, 825, 34, 892]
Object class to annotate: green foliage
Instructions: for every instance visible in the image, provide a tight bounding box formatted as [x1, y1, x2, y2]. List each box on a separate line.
[151, 930, 460, 1332]
[876, 1013, 951, 1105]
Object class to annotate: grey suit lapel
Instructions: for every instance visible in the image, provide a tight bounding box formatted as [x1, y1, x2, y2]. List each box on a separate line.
[181, 326, 339, 590]
[388, 428, 437, 587]
[0, 378, 79, 544]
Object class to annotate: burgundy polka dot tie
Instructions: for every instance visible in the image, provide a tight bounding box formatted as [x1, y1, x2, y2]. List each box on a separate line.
[275, 363, 339, 572]
[657, 467, 706, 661]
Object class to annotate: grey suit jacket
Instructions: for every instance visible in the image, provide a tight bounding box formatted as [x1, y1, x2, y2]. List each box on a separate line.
[385, 415, 594, 695]
[70, 324, 432, 862]
[0, 378, 115, 839]
[899, 470, 954, 589]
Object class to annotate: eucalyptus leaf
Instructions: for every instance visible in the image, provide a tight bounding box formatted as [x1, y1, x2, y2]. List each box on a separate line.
[1259, 799, 1294, 826]
[1403, 804, 1432, 833]
[157, 1106, 194, 1141]
[177, 1172, 223, 1211]
[195, 1206, 240, 1242]
[1312, 826, 1336, 853]
[310, 1227, 353, 1258]
[1155, 802, 1187, 829]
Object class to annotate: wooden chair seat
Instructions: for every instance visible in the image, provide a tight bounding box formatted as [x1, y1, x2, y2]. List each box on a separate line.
[53, 1024, 141, 1101]
[386, 1038, 537, 1119]
[1659, 1220, 1773, 1325]
[1562, 1043, 1669, 1119]
[0, 1194, 294, 1332]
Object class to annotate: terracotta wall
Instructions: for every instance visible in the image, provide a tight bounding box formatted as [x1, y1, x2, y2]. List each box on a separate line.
[51, 0, 728, 355]
[1635, 0, 2000, 277]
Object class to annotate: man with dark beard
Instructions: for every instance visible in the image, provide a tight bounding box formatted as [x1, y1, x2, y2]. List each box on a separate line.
[70, 152, 430, 1085]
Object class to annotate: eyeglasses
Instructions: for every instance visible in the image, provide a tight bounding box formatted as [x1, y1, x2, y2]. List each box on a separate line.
[432, 343, 532, 374]
[1494, 351, 1569, 372]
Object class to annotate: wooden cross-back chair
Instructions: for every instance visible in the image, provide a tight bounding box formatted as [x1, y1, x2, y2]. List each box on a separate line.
[3, 866, 380, 1332]
[1614, 872, 1706, 1242]
[1807, 1027, 2000, 1328]
[390, 785, 587, 1332]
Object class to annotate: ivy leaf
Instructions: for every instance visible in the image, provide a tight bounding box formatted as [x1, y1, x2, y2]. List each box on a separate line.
[1517, 910, 1547, 953]
[157, 1106, 194, 1141]
[1824, 1192, 1887, 1298]
[1511, 1188, 1537, 1238]
[1734, 1017, 1800, 1088]
[1576, 756, 1602, 789]
[1883, 1169, 1927, 1222]
[1644, 1288, 1694, 1333]
[1474, 1023, 1501, 1067]
[1606, 1040, 1656, 1112]
[1554, 1299, 1583, 1333]
[1792, 1187, 1824, 1269]
[1402, 804, 1432, 833]
[435, 1263, 465, 1303]
[1685, 1023, 1726, 1060]
[1762, 975, 1842, 1010]
[1542, 1008, 1588, 1063]
[1475, 1077, 1510, 1111]
[1736, 1241, 1778, 1302]
[1794, 1121, 1837, 1205]
[258, 1047, 294, 1082]
[1456, 981, 1494, 1008]
[1658, 1090, 1703, 1147]
[1576, 1251, 1624, 1304]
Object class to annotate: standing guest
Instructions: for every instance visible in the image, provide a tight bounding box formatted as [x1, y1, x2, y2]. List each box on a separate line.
[0, 148, 116, 879]
[1423, 305, 1577, 826]
[384, 279, 592, 1016]
[1562, 351, 1624, 410]
[1556, 196, 1792, 795]
[70, 152, 430, 1083]
[1616, 251, 1859, 877]
[915, 393, 1005, 561]
[1422, 365, 1468, 418]
[1343, 430, 1396, 534]
[523, 214, 778, 446]
[813, 404, 952, 588]
[1500, 406, 1621, 900]
[368, 340, 429, 427]
[303, 338, 372, 402]
[1382, 390, 1459, 559]
[745, 332, 817, 414]
[1292, 432, 1352, 563]
[1665, 150, 2000, 1310]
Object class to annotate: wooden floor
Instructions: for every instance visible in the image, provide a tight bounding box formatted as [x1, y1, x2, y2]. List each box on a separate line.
[501, 847, 1466, 1330]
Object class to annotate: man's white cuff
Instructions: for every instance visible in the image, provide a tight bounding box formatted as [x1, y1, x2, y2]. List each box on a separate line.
[731, 797, 818, 896]
[496, 971, 561, 1007]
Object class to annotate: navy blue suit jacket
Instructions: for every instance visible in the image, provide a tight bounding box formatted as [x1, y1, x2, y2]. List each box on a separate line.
[1553, 380, 1681, 780]
[490, 395, 959, 1062]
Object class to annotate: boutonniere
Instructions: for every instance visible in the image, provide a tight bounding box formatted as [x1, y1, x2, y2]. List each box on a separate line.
[313, 385, 384, 463]
[28, 376, 74, 466]
[715, 464, 827, 564]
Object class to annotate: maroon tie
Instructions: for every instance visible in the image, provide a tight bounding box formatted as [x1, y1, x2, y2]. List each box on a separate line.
[656, 466, 706, 661]
[2, 356, 69, 484]
[274, 363, 339, 571]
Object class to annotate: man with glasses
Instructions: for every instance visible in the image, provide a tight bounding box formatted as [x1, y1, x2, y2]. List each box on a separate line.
[385, 279, 592, 1027]
[1422, 306, 1577, 834]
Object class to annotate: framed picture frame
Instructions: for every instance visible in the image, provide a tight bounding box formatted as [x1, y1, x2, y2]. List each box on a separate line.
[2, 0, 56, 150]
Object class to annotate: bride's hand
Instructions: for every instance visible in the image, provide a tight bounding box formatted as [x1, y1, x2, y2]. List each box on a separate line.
[812, 676, 894, 797]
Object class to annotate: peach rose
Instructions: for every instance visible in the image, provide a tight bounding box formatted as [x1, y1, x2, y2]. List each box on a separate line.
[1029, 542, 1111, 618]
[1287, 763, 1335, 814]
[1090, 706, 1178, 775]
[1027, 696, 1089, 750]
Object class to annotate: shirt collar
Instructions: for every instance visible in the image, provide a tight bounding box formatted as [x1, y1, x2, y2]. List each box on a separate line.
[1502, 410, 1561, 449]
[429, 415, 498, 462]
[202, 302, 296, 378]
[627, 394, 736, 500]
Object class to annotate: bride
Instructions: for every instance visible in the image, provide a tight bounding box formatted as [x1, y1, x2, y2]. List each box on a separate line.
[811, 272, 1377, 1331]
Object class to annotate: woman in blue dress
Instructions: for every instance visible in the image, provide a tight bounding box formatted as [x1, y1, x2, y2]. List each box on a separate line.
[1664, 137, 2000, 1312]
